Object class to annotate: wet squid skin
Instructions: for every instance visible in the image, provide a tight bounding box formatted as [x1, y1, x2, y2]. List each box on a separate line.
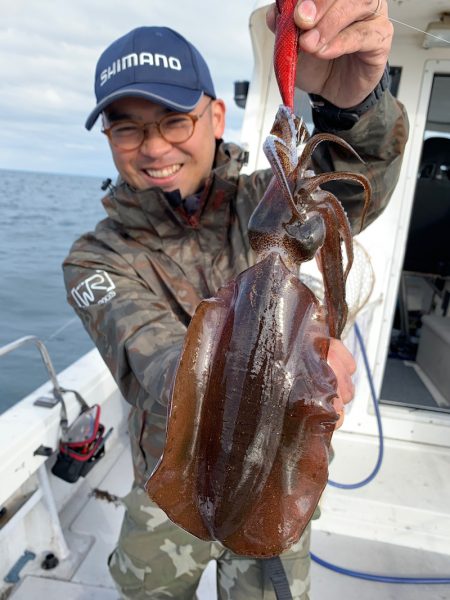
[146, 106, 371, 556]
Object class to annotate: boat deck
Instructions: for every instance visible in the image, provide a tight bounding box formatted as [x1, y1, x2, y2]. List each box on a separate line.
[9, 434, 450, 600]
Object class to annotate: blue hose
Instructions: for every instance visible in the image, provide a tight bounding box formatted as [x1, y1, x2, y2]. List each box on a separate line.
[311, 321, 450, 585]
[328, 322, 384, 489]
[310, 551, 450, 585]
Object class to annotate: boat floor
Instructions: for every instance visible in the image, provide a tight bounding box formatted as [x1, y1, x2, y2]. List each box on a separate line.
[9, 436, 450, 600]
[381, 358, 450, 412]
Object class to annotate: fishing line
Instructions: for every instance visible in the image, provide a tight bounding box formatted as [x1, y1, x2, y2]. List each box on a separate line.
[45, 317, 79, 342]
[369, 6, 450, 46]
[388, 17, 450, 46]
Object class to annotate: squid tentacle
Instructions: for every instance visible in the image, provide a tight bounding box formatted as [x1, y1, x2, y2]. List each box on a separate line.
[314, 202, 347, 339]
[316, 192, 354, 284]
[263, 106, 302, 213]
[295, 133, 366, 177]
[264, 135, 296, 210]
[299, 171, 372, 231]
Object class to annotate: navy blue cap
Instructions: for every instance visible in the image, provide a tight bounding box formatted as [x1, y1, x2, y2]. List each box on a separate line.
[85, 26, 216, 130]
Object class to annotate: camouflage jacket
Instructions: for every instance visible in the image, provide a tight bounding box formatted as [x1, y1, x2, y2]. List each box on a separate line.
[63, 91, 408, 486]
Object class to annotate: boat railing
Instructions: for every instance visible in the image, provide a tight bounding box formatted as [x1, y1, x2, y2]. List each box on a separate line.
[0, 337, 71, 565]
[0, 335, 64, 408]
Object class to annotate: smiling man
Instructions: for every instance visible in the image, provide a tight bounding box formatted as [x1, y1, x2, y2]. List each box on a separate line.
[85, 26, 227, 201]
[63, 8, 408, 599]
[102, 96, 223, 196]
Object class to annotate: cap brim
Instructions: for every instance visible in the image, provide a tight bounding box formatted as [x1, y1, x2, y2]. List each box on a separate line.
[85, 83, 206, 130]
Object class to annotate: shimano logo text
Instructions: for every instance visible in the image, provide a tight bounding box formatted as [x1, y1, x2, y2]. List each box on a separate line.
[100, 52, 182, 86]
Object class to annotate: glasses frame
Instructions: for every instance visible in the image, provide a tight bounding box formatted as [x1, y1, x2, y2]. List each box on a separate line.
[102, 98, 213, 151]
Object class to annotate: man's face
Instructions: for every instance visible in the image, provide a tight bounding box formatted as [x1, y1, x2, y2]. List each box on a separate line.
[103, 95, 226, 198]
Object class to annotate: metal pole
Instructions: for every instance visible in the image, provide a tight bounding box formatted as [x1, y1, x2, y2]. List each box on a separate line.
[37, 465, 71, 560]
[0, 336, 65, 403]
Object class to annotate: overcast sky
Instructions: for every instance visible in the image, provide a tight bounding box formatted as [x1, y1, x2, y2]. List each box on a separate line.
[1, 0, 261, 177]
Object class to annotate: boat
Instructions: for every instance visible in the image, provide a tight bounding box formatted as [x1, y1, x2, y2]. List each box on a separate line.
[1, 2, 449, 598]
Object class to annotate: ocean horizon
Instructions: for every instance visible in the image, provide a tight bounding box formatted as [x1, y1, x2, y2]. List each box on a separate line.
[0, 168, 109, 413]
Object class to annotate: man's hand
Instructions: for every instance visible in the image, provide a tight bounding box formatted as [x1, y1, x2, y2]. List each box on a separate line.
[327, 338, 356, 429]
[266, 0, 393, 108]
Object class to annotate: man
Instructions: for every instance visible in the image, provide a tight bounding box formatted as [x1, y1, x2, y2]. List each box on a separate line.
[63, 1, 408, 598]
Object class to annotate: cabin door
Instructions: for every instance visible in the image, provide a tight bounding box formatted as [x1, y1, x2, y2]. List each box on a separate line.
[381, 63, 450, 413]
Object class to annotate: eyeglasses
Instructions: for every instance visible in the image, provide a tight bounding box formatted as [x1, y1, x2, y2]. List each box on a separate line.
[102, 99, 213, 151]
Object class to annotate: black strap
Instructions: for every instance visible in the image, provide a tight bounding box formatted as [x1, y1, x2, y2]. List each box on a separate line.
[261, 557, 293, 600]
[58, 387, 90, 435]
[309, 64, 391, 131]
[60, 387, 90, 411]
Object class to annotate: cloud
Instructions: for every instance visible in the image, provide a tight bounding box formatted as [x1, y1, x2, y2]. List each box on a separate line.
[1, 0, 261, 176]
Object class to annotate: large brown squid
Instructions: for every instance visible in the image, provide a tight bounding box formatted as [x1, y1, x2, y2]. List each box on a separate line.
[146, 1, 371, 557]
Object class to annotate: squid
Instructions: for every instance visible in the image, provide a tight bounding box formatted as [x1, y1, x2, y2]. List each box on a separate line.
[146, 0, 371, 557]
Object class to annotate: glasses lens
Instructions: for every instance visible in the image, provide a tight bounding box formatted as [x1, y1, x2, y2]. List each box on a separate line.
[160, 114, 194, 143]
[110, 122, 143, 150]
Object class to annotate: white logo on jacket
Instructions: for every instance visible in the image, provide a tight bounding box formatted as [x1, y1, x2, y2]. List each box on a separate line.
[100, 52, 182, 86]
[71, 270, 116, 308]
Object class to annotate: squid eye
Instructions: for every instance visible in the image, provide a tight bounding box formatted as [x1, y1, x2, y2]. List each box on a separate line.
[284, 214, 326, 262]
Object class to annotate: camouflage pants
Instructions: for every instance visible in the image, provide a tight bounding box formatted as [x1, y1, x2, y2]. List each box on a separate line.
[108, 486, 311, 600]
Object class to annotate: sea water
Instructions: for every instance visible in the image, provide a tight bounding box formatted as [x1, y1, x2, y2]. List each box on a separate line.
[0, 168, 108, 413]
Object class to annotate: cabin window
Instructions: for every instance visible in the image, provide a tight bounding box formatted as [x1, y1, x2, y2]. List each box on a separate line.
[381, 73, 450, 413]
